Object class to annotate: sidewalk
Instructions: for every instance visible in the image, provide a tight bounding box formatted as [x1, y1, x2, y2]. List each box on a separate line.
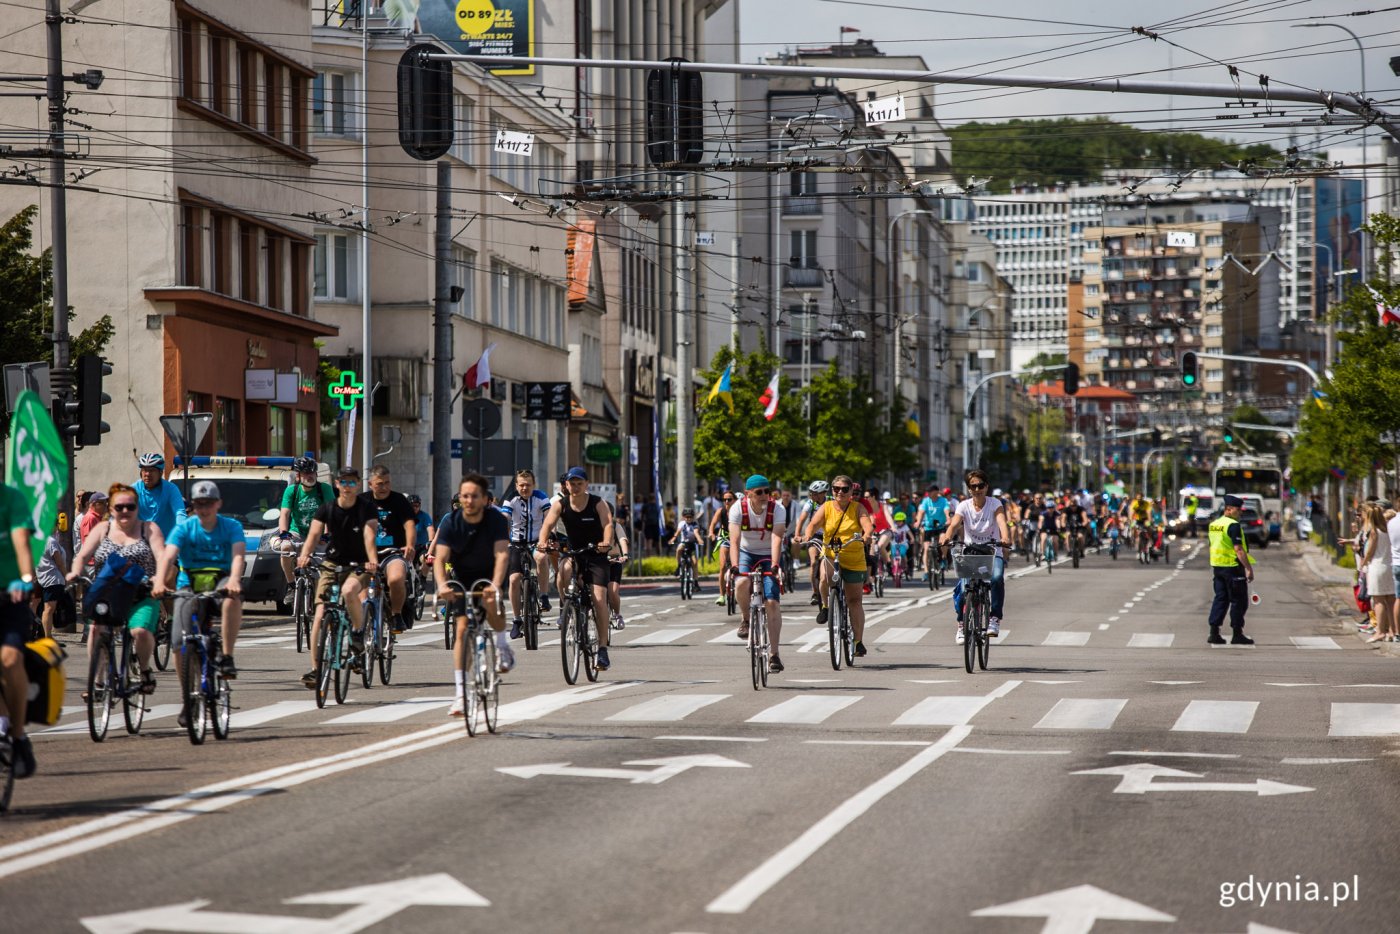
[1289, 539, 1399, 658]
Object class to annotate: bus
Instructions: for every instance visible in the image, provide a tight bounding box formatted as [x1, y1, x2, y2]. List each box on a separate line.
[1212, 453, 1283, 530]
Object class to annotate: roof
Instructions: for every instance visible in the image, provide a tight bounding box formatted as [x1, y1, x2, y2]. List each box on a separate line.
[1026, 381, 1137, 401]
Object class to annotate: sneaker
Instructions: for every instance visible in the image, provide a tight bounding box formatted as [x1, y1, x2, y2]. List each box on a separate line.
[611, 613, 625, 631]
[402, 611, 414, 631]
[349, 635, 365, 671]
[539, 595, 551, 612]
[768, 655, 784, 673]
[392, 614, 405, 635]
[449, 696, 465, 717]
[12, 736, 35, 779]
[1230, 630, 1255, 646]
[217, 655, 237, 680]
[810, 593, 821, 606]
[1207, 629, 1227, 645]
[596, 646, 611, 671]
[816, 605, 829, 626]
[497, 644, 516, 674]
[854, 641, 867, 658]
[301, 669, 318, 688]
[955, 628, 966, 645]
[178, 708, 190, 728]
[714, 594, 726, 605]
[988, 617, 1001, 637]
[736, 623, 749, 640]
[510, 619, 524, 640]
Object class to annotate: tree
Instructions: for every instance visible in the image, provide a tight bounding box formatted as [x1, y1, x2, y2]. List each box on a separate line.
[693, 345, 808, 491]
[0, 205, 113, 437]
[1227, 404, 1286, 456]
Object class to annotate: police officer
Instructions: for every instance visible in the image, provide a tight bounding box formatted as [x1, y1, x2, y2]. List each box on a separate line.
[1207, 494, 1255, 645]
[1185, 491, 1200, 538]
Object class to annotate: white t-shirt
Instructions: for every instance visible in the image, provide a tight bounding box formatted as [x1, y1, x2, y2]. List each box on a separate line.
[1388, 514, 1400, 566]
[728, 499, 788, 555]
[956, 496, 1004, 558]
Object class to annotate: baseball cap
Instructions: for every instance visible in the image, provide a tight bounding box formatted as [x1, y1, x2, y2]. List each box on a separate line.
[190, 480, 221, 501]
[745, 474, 770, 491]
[88, 491, 109, 503]
[566, 466, 588, 481]
[1223, 494, 1244, 508]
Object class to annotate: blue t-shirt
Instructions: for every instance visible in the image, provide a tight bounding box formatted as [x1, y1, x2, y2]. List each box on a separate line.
[919, 496, 950, 530]
[413, 510, 433, 547]
[135, 478, 186, 538]
[169, 514, 244, 586]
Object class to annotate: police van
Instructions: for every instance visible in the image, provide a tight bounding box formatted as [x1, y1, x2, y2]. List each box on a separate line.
[171, 456, 331, 611]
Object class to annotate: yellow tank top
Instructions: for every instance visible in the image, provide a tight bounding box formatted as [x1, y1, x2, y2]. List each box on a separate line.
[823, 502, 867, 571]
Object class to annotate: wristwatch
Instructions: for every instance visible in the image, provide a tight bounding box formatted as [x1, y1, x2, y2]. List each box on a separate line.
[20, 573, 34, 585]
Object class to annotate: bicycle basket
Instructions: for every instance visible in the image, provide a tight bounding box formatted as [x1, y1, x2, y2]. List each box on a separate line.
[953, 552, 996, 582]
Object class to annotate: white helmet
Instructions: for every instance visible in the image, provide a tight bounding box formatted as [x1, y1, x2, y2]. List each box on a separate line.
[808, 480, 830, 494]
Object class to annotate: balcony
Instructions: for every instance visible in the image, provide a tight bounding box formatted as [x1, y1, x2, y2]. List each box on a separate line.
[782, 196, 822, 216]
[785, 265, 824, 288]
[319, 0, 385, 27]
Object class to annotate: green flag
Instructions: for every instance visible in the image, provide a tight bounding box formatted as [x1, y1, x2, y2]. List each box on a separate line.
[4, 389, 69, 565]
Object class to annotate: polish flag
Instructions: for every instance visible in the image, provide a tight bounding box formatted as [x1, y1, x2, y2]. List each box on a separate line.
[759, 370, 781, 421]
[464, 343, 496, 390]
[1367, 285, 1400, 327]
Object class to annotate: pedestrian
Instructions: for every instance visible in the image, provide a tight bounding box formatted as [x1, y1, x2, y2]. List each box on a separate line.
[1389, 499, 1400, 617]
[1360, 503, 1395, 643]
[1207, 494, 1255, 645]
[78, 491, 109, 545]
[33, 530, 71, 638]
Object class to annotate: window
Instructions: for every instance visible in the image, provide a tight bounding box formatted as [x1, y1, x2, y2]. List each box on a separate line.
[789, 172, 817, 196]
[314, 231, 358, 300]
[450, 93, 472, 163]
[312, 71, 357, 136]
[451, 245, 475, 319]
[490, 259, 509, 327]
[966, 262, 982, 282]
[582, 334, 603, 387]
[295, 410, 311, 457]
[1206, 368, 1224, 383]
[789, 230, 819, 268]
[214, 396, 241, 454]
[180, 192, 312, 315]
[1205, 234, 1223, 247]
[269, 406, 289, 455]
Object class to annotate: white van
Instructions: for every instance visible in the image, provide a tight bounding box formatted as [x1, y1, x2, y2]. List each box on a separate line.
[1177, 487, 1214, 533]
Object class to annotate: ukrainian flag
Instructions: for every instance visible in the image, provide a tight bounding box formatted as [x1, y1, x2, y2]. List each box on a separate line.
[905, 408, 920, 439]
[1312, 389, 1328, 410]
[707, 363, 735, 415]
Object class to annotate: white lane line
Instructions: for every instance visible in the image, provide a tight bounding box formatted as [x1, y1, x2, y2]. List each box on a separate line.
[892, 680, 1021, 727]
[1128, 633, 1174, 648]
[325, 696, 456, 724]
[1108, 750, 1239, 759]
[1265, 683, 1324, 687]
[1171, 700, 1259, 734]
[238, 636, 296, 646]
[746, 695, 861, 725]
[1291, 636, 1342, 650]
[706, 725, 972, 914]
[906, 679, 960, 684]
[397, 631, 446, 646]
[1149, 680, 1202, 685]
[1281, 757, 1373, 765]
[40, 704, 185, 736]
[1098, 624, 1110, 631]
[874, 627, 927, 645]
[655, 735, 767, 743]
[1107, 616, 1121, 621]
[1034, 698, 1127, 730]
[1329, 703, 1400, 737]
[806, 740, 930, 747]
[952, 747, 1071, 756]
[606, 694, 728, 722]
[1340, 683, 1400, 688]
[1043, 631, 1090, 647]
[229, 700, 320, 729]
[625, 627, 700, 645]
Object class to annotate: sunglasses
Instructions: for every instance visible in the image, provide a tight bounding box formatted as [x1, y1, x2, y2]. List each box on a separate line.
[111, 503, 137, 513]
[339, 481, 359, 488]
[832, 486, 851, 494]
[967, 483, 987, 490]
[750, 488, 770, 496]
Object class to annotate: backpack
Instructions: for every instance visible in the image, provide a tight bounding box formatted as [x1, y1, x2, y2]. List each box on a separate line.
[83, 547, 148, 623]
[739, 498, 775, 541]
[23, 637, 67, 725]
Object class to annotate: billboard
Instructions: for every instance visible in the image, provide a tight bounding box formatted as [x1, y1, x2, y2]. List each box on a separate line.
[1312, 178, 1364, 317]
[417, 0, 535, 76]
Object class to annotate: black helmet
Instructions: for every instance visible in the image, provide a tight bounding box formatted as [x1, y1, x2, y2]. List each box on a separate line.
[292, 456, 317, 475]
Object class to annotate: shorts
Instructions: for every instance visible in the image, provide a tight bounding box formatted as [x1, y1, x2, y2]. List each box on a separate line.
[126, 597, 160, 633]
[737, 552, 781, 602]
[508, 542, 538, 577]
[378, 549, 409, 569]
[172, 577, 232, 648]
[41, 584, 66, 604]
[273, 532, 304, 553]
[0, 599, 35, 650]
[608, 560, 623, 585]
[567, 552, 610, 590]
[316, 567, 370, 605]
[838, 567, 869, 585]
[921, 526, 945, 543]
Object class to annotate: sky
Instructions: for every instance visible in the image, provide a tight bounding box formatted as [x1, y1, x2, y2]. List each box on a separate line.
[737, 0, 1399, 159]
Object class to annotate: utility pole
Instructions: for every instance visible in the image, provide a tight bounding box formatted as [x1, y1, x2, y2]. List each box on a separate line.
[431, 161, 454, 519]
[730, 237, 740, 351]
[45, 0, 75, 549]
[674, 177, 694, 512]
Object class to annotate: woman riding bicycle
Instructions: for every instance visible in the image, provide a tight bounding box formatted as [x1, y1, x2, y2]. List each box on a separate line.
[810, 475, 875, 657]
[939, 469, 1012, 645]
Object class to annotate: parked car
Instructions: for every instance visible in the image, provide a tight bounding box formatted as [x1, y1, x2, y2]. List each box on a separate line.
[1238, 507, 1269, 549]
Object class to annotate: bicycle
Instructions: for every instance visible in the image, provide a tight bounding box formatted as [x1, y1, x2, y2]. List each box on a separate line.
[172, 587, 234, 745]
[360, 569, 395, 687]
[84, 585, 153, 742]
[556, 548, 603, 685]
[870, 547, 886, 598]
[1136, 524, 1152, 564]
[513, 542, 545, 650]
[443, 580, 500, 737]
[808, 536, 857, 671]
[1038, 529, 1056, 573]
[677, 542, 698, 601]
[291, 563, 316, 654]
[952, 542, 1004, 674]
[1108, 527, 1121, 560]
[1069, 525, 1084, 569]
[406, 556, 427, 623]
[923, 530, 946, 591]
[733, 567, 777, 690]
[312, 562, 363, 709]
[778, 539, 796, 597]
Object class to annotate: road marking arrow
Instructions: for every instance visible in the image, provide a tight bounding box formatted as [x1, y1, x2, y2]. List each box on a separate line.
[1178, 924, 1301, 934]
[82, 874, 487, 934]
[1073, 763, 1314, 796]
[496, 754, 749, 784]
[971, 884, 1175, 934]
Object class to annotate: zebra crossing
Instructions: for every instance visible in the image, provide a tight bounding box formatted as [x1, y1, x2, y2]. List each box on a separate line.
[37, 680, 1400, 739]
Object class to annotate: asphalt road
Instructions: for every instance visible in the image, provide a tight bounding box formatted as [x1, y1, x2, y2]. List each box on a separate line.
[3, 538, 1398, 934]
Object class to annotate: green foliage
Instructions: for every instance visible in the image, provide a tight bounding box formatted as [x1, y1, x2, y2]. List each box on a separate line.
[693, 345, 808, 490]
[316, 352, 343, 453]
[637, 553, 722, 577]
[948, 117, 1280, 193]
[1228, 404, 1286, 456]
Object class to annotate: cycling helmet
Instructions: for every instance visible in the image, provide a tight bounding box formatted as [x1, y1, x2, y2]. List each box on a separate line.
[893, 512, 907, 523]
[408, 494, 422, 507]
[137, 452, 164, 468]
[808, 480, 830, 494]
[292, 455, 317, 474]
[941, 487, 951, 496]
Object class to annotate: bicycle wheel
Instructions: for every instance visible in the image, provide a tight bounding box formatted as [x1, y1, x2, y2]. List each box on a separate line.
[1072, 542, 1080, 569]
[977, 598, 991, 671]
[725, 570, 736, 616]
[1046, 545, 1054, 574]
[183, 645, 207, 745]
[314, 619, 332, 709]
[827, 591, 844, 671]
[333, 622, 352, 705]
[443, 605, 455, 650]
[758, 611, 770, 688]
[524, 579, 541, 651]
[927, 551, 936, 591]
[378, 622, 394, 685]
[0, 738, 14, 813]
[749, 606, 764, 691]
[481, 638, 500, 734]
[842, 606, 855, 667]
[359, 603, 376, 690]
[464, 630, 481, 737]
[294, 579, 309, 653]
[211, 672, 232, 740]
[964, 598, 978, 674]
[582, 609, 600, 683]
[154, 615, 172, 671]
[560, 604, 581, 684]
[86, 633, 113, 743]
[873, 562, 885, 598]
[411, 571, 426, 621]
[121, 634, 145, 735]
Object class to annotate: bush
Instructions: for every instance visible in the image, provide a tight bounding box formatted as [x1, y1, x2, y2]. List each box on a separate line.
[636, 553, 722, 577]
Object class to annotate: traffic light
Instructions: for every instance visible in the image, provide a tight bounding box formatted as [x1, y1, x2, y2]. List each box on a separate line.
[1222, 429, 1234, 444]
[74, 354, 111, 447]
[396, 44, 453, 161]
[1063, 362, 1080, 396]
[1180, 351, 1198, 387]
[646, 60, 704, 167]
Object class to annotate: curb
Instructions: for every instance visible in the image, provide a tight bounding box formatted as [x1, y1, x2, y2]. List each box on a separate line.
[1288, 540, 1400, 659]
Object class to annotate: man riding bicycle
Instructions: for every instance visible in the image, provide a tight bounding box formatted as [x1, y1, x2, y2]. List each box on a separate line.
[730, 475, 788, 672]
[708, 489, 736, 606]
[939, 469, 1012, 644]
[0, 481, 37, 779]
[275, 456, 333, 587]
[536, 467, 616, 671]
[359, 465, 417, 634]
[1122, 492, 1154, 554]
[669, 507, 703, 588]
[1062, 494, 1088, 558]
[501, 469, 552, 640]
[915, 485, 951, 580]
[793, 480, 830, 605]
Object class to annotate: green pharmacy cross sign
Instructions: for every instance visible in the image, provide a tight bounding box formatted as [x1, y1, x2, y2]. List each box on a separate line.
[329, 370, 365, 411]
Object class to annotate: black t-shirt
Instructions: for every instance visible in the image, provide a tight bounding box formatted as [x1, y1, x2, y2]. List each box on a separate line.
[560, 494, 606, 550]
[314, 498, 379, 565]
[358, 491, 416, 549]
[1063, 504, 1086, 526]
[436, 508, 510, 583]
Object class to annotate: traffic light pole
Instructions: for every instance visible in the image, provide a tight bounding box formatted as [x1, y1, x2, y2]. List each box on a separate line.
[1194, 351, 1321, 389]
[46, 0, 75, 552]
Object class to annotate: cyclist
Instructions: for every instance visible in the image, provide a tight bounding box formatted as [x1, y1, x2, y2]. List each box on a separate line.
[359, 465, 417, 633]
[134, 452, 186, 539]
[69, 483, 165, 697]
[940, 469, 1012, 643]
[669, 508, 702, 588]
[606, 510, 631, 630]
[296, 467, 379, 688]
[501, 470, 552, 640]
[0, 480, 37, 779]
[1035, 496, 1061, 560]
[708, 489, 736, 605]
[729, 475, 788, 671]
[890, 512, 912, 580]
[434, 473, 512, 715]
[1062, 493, 1088, 559]
[810, 475, 874, 657]
[536, 467, 616, 671]
[915, 485, 951, 580]
[275, 456, 333, 587]
[793, 480, 830, 605]
[1122, 492, 1154, 556]
[153, 480, 246, 690]
[408, 494, 434, 562]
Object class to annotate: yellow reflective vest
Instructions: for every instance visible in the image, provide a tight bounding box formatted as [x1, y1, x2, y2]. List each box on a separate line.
[1208, 515, 1254, 568]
